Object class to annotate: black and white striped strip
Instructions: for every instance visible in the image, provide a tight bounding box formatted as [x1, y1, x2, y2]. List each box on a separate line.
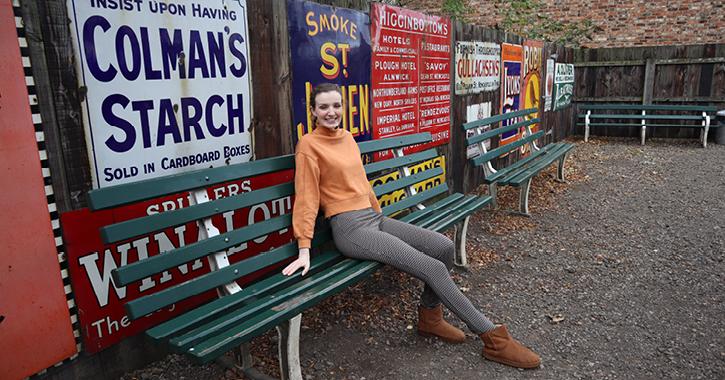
[13, 0, 82, 378]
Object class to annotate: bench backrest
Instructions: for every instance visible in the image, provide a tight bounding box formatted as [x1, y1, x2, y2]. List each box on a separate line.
[460, 108, 544, 167]
[579, 104, 718, 113]
[85, 132, 444, 320]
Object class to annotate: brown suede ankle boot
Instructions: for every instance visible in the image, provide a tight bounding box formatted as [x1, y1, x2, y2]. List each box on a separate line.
[417, 305, 466, 343]
[479, 324, 541, 368]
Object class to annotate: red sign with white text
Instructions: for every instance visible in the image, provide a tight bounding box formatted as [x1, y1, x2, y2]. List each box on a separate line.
[1, 3, 77, 378]
[371, 4, 451, 160]
[63, 170, 294, 352]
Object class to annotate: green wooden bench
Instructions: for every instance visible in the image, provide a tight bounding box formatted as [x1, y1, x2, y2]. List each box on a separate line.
[461, 108, 575, 216]
[85, 132, 491, 380]
[578, 104, 719, 147]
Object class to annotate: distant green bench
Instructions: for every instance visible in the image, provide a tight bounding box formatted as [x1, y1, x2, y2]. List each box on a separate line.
[578, 104, 719, 147]
[85, 132, 491, 380]
[461, 108, 575, 216]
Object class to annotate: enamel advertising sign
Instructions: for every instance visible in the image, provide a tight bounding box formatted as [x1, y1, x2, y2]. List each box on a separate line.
[553, 62, 575, 111]
[520, 40, 543, 157]
[544, 59, 554, 112]
[465, 102, 492, 159]
[371, 3, 451, 160]
[454, 41, 500, 95]
[288, 0, 372, 148]
[1, 2, 78, 376]
[67, 0, 253, 188]
[500, 43, 523, 155]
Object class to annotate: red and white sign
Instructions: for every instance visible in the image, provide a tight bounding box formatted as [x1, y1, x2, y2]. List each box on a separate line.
[1, 2, 77, 377]
[371, 3, 451, 160]
[62, 170, 294, 352]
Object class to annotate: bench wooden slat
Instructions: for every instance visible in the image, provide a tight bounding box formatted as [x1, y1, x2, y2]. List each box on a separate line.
[465, 118, 540, 146]
[363, 149, 438, 175]
[380, 183, 449, 216]
[471, 130, 545, 168]
[414, 195, 480, 230]
[112, 214, 293, 288]
[482, 143, 556, 185]
[426, 195, 494, 233]
[185, 260, 384, 365]
[372, 167, 444, 197]
[502, 143, 573, 186]
[410, 196, 477, 230]
[86, 155, 295, 211]
[126, 242, 293, 320]
[100, 182, 295, 245]
[124, 229, 329, 321]
[503, 143, 575, 187]
[145, 247, 340, 346]
[168, 257, 365, 354]
[398, 193, 466, 225]
[357, 132, 432, 154]
[460, 108, 538, 131]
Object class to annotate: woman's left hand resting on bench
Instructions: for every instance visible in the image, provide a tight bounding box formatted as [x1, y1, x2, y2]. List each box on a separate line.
[281, 83, 540, 369]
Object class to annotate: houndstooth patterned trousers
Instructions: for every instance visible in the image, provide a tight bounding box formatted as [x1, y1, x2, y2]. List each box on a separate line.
[330, 208, 496, 335]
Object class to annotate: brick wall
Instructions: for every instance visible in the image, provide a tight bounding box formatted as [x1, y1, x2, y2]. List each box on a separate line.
[402, 0, 725, 48]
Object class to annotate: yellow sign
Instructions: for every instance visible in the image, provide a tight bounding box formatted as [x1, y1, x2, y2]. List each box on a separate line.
[369, 155, 446, 210]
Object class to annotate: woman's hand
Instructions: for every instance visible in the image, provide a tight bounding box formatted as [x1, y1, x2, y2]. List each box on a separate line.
[283, 248, 310, 276]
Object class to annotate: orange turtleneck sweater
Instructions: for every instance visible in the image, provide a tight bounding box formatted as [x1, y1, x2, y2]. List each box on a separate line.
[293, 126, 382, 249]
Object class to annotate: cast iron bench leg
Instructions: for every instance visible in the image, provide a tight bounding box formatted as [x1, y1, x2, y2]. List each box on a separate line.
[556, 151, 571, 183]
[519, 178, 532, 217]
[641, 111, 647, 146]
[453, 216, 470, 267]
[701, 113, 710, 148]
[277, 314, 303, 380]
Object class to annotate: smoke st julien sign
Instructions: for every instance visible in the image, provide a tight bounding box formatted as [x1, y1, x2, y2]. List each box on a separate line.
[287, 0, 372, 147]
[67, 0, 253, 188]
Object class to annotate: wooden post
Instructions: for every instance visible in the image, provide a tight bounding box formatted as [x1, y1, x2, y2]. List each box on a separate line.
[642, 58, 656, 105]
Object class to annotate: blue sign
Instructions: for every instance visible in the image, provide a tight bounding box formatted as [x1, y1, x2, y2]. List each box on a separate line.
[287, 0, 372, 148]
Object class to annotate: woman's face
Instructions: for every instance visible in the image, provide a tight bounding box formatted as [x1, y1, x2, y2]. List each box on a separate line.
[311, 91, 343, 130]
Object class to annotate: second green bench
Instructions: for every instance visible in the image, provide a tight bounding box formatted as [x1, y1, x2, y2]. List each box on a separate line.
[461, 108, 575, 216]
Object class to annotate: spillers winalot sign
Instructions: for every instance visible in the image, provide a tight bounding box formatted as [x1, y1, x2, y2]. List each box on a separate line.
[62, 170, 295, 352]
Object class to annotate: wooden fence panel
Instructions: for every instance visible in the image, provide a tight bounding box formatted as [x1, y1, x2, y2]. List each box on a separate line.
[574, 43, 725, 139]
[449, 24, 574, 195]
[31, 0, 92, 211]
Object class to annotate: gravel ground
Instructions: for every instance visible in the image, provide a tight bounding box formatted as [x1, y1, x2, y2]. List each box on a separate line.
[118, 136, 725, 380]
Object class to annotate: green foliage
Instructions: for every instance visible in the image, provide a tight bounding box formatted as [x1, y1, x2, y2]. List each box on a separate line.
[440, 0, 474, 21]
[494, 0, 602, 47]
[395, 0, 601, 47]
[393, 0, 473, 21]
